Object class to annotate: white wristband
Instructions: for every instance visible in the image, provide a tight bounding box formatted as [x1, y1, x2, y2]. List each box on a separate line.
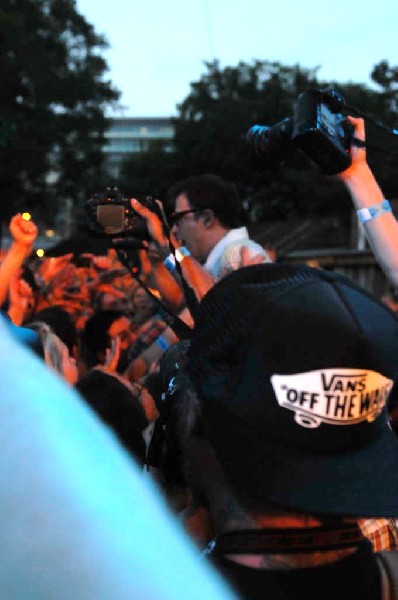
[163, 247, 191, 273]
[175, 246, 191, 262]
[357, 200, 392, 224]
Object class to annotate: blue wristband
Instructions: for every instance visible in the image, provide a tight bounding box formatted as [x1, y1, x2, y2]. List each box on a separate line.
[164, 247, 191, 272]
[357, 200, 392, 224]
[164, 254, 176, 273]
[155, 335, 170, 351]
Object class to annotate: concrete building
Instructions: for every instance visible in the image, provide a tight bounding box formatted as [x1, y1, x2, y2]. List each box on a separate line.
[103, 117, 174, 178]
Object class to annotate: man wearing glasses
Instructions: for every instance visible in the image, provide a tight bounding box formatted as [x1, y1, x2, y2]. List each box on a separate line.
[127, 173, 271, 381]
[166, 173, 271, 281]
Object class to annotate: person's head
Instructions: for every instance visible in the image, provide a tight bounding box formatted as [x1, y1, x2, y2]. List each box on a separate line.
[166, 174, 242, 263]
[80, 309, 135, 373]
[173, 263, 398, 527]
[75, 369, 148, 465]
[27, 320, 78, 385]
[130, 285, 157, 327]
[29, 305, 78, 358]
[95, 289, 133, 314]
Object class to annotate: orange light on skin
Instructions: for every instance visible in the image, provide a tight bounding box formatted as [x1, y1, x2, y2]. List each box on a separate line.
[21, 212, 31, 221]
[148, 287, 161, 299]
[36, 248, 45, 258]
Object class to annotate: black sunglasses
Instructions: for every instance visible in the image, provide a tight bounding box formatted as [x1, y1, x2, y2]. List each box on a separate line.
[169, 208, 201, 226]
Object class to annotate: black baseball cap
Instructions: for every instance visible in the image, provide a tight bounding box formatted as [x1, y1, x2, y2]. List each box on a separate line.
[187, 264, 398, 517]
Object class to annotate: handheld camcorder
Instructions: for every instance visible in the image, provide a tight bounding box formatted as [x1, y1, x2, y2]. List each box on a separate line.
[246, 89, 354, 175]
[84, 187, 160, 241]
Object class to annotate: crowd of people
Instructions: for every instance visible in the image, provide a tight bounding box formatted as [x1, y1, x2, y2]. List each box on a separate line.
[1, 116, 398, 598]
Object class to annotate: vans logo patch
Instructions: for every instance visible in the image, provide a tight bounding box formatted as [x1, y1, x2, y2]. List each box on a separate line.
[271, 369, 393, 429]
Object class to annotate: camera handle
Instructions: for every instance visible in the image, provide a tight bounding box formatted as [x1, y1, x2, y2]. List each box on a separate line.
[111, 243, 193, 341]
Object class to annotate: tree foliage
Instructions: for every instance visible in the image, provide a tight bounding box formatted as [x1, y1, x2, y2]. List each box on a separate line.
[118, 140, 182, 201]
[0, 0, 119, 222]
[121, 59, 398, 221]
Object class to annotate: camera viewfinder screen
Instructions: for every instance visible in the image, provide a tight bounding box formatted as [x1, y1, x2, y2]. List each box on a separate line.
[96, 205, 125, 234]
[319, 104, 337, 138]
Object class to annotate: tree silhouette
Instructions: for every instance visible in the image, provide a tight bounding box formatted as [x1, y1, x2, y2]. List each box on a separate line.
[0, 0, 120, 223]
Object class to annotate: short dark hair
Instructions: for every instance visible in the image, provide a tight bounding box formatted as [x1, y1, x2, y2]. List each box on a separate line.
[166, 173, 242, 229]
[30, 305, 77, 356]
[80, 309, 125, 368]
[76, 369, 147, 464]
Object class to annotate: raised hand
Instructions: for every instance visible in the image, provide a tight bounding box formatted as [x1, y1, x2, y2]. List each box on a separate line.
[130, 198, 169, 252]
[9, 214, 38, 253]
[40, 254, 73, 282]
[338, 116, 367, 181]
[92, 255, 113, 270]
[99, 335, 121, 374]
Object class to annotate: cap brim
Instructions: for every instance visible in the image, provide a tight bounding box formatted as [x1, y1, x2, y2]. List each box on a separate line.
[206, 405, 398, 517]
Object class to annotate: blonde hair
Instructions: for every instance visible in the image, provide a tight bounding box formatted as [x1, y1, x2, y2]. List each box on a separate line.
[27, 321, 66, 377]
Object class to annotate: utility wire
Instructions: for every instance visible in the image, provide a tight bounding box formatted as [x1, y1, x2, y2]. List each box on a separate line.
[203, 0, 216, 60]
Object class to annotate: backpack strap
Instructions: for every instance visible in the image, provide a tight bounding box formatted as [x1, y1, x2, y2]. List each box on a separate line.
[375, 551, 398, 600]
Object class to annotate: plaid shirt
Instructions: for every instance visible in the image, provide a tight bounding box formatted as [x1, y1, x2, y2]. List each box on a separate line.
[127, 314, 167, 362]
[359, 518, 398, 551]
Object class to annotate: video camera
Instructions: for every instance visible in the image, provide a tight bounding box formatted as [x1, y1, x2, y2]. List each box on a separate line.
[246, 89, 354, 175]
[84, 187, 160, 241]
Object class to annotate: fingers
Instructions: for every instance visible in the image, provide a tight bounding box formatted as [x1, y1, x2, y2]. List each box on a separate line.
[131, 199, 167, 247]
[105, 335, 121, 372]
[250, 254, 267, 265]
[92, 256, 112, 270]
[138, 248, 152, 275]
[52, 254, 73, 267]
[239, 246, 250, 264]
[19, 279, 33, 297]
[347, 116, 365, 141]
[9, 213, 38, 244]
[338, 116, 367, 179]
[131, 198, 151, 218]
[155, 199, 167, 220]
[239, 246, 267, 267]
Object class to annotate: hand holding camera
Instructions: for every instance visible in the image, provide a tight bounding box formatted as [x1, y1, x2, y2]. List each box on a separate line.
[130, 198, 171, 257]
[338, 116, 367, 181]
[246, 88, 355, 175]
[84, 188, 162, 243]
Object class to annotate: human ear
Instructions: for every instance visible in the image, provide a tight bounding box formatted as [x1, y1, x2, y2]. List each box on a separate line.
[201, 209, 214, 227]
